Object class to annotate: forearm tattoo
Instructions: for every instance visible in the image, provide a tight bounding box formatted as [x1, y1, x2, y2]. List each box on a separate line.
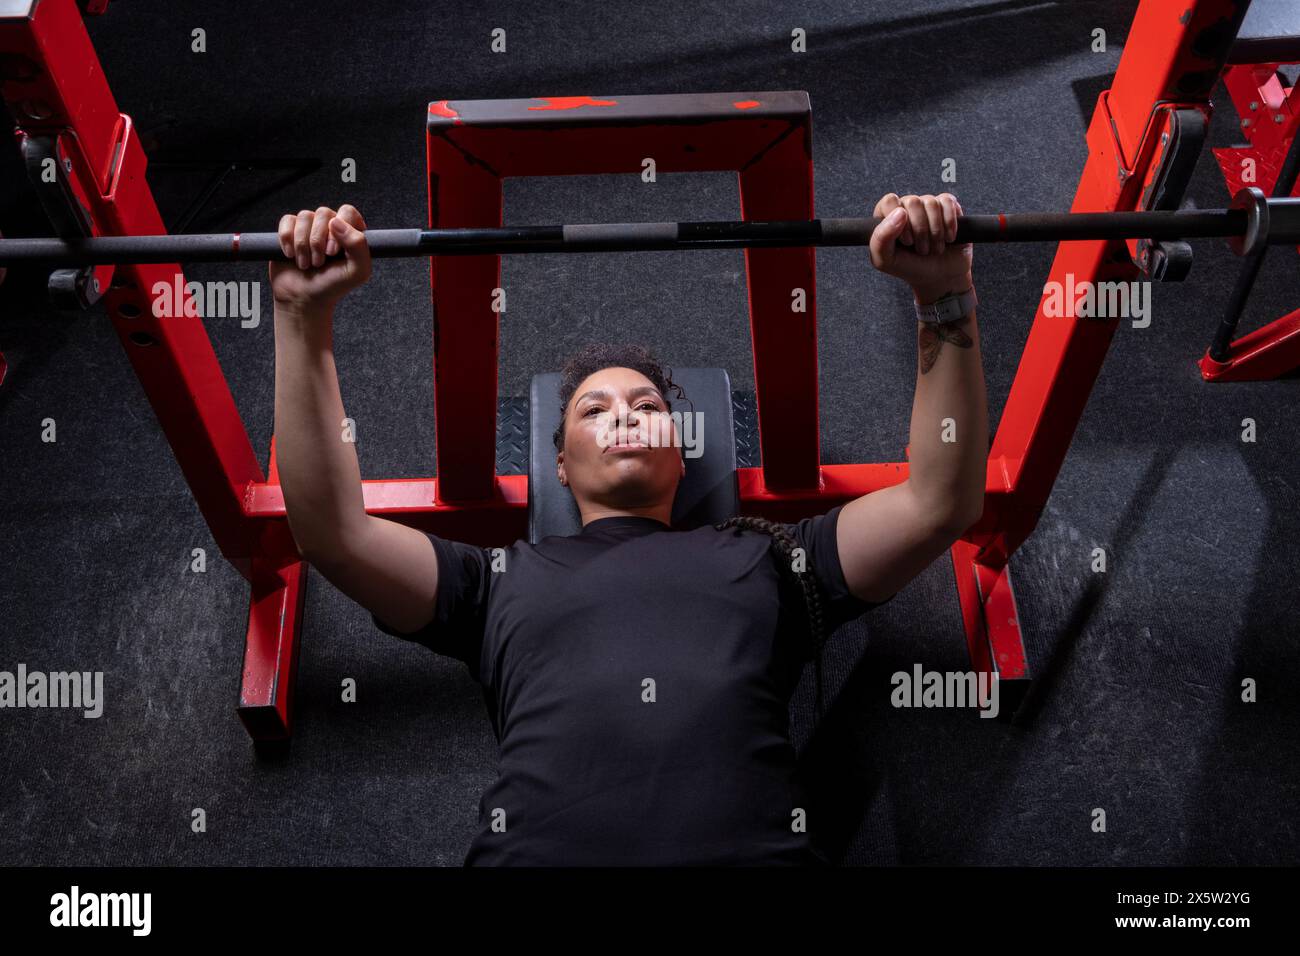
[918, 313, 973, 375]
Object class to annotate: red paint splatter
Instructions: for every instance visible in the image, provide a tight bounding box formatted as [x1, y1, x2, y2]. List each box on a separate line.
[733, 100, 761, 110]
[429, 100, 461, 122]
[527, 96, 618, 111]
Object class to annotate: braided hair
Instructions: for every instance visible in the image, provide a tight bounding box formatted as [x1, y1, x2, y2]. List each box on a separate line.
[715, 515, 831, 734]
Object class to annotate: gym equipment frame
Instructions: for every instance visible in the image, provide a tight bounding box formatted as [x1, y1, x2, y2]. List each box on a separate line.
[0, 0, 1272, 746]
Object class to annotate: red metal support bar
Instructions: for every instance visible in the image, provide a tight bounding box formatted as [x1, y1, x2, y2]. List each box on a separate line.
[1202, 60, 1300, 381]
[241, 466, 1015, 537]
[237, 437, 308, 741]
[2, 0, 285, 740]
[426, 92, 821, 500]
[1199, 305, 1300, 379]
[0, 0, 267, 571]
[739, 131, 821, 492]
[969, 0, 1254, 689]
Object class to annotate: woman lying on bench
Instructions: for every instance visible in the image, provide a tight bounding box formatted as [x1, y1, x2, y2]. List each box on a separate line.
[270, 193, 988, 866]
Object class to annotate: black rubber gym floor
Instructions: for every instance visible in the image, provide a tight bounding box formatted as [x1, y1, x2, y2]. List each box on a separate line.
[0, 0, 1296, 866]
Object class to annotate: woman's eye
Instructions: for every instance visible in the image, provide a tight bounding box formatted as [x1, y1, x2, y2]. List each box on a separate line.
[583, 406, 603, 417]
[637, 402, 659, 411]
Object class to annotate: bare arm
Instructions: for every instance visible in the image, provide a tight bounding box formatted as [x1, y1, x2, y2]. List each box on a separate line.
[271, 205, 440, 633]
[837, 193, 989, 603]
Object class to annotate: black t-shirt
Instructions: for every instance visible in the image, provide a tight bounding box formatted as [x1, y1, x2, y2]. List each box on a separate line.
[372, 503, 889, 866]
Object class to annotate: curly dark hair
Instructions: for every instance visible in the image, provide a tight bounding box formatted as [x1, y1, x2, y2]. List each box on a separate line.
[552, 343, 685, 452]
[552, 343, 833, 733]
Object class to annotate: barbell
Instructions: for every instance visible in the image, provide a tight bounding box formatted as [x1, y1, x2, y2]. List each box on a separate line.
[0, 187, 1292, 267]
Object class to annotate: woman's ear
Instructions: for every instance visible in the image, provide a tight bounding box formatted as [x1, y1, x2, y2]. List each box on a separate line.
[556, 451, 567, 486]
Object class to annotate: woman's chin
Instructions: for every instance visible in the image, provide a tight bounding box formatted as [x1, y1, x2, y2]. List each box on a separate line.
[598, 459, 678, 500]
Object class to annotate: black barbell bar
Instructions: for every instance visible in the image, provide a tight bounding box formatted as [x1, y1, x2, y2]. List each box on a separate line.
[0, 188, 1294, 266]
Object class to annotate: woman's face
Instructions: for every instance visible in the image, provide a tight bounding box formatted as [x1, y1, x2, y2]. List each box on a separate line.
[557, 366, 684, 513]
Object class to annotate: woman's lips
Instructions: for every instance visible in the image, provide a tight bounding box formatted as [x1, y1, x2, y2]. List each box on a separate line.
[603, 441, 650, 454]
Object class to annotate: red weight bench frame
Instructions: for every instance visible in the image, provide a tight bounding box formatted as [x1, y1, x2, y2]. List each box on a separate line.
[425, 92, 822, 500]
[1204, 52, 1300, 381]
[0, 0, 1253, 747]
